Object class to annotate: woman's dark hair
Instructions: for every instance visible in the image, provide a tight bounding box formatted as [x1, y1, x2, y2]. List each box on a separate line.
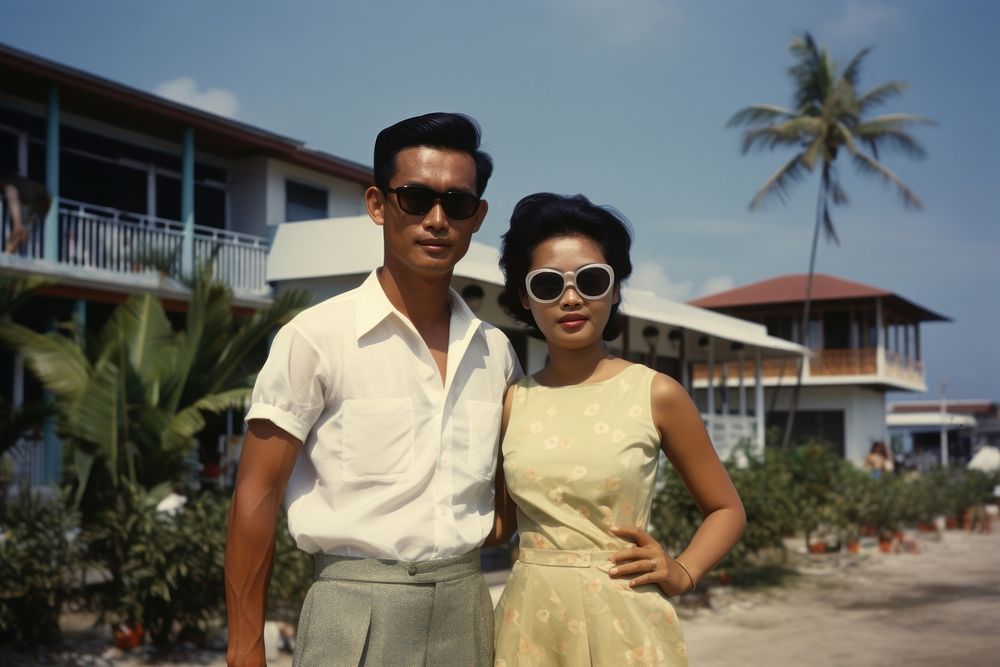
[500, 193, 633, 341]
[373, 112, 494, 196]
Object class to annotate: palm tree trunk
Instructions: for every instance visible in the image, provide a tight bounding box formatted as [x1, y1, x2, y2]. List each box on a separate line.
[780, 168, 828, 449]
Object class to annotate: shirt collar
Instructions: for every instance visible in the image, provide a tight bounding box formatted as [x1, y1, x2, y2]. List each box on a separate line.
[355, 270, 486, 344]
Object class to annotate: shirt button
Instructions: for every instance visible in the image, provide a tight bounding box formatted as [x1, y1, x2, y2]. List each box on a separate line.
[407, 564, 418, 576]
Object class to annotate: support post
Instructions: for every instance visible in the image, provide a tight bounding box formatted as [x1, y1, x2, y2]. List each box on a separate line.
[44, 87, 60, 261]
[754, 348, 765, 454]
[181, 128, 195, 277]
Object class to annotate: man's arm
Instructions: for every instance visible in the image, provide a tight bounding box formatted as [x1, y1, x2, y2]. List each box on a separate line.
[225, 419, 301, 667]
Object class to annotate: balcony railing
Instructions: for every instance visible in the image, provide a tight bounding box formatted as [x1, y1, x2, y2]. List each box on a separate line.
[693, 347, 924, 386]
[693, 357, 798, 383]
[1, 198, 270, 295]
[885, 350, 924, 385]
[703, 413, 756, 460]
[810, 348, 877, 376]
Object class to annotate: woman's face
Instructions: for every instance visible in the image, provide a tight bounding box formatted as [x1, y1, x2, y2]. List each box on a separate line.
[521, 234, 619, 350]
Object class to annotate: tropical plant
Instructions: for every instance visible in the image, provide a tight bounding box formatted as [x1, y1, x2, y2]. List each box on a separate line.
[85, 482, 231, 647]
[0, 488, 83, 647]
[0, 269, 309, 508]
[728, 33, 932, 449]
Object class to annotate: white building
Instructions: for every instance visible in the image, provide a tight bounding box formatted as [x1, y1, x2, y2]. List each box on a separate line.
[689, 274, 949, 464]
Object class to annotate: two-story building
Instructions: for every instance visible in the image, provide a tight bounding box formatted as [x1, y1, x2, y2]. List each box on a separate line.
[1, 43, 371, 485]
[689, 273, 949, 463]
[2, 43, 808, 489]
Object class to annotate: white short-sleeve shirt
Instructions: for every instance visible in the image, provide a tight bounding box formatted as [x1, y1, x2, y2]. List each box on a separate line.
[246, 271, 521, 561]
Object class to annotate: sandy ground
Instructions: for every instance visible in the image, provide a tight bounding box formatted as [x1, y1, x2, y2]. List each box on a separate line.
[681, 529, 1000, 667]
[4, 529, 998, 665]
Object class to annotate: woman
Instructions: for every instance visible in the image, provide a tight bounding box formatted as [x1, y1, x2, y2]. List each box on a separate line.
[492, 193, 746, 666]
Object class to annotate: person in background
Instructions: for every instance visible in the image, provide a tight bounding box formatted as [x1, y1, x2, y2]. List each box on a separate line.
[863, 441, 894, 479]
[1, 174, 51, 253]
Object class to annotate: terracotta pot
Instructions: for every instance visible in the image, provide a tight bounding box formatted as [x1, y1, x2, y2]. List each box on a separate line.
[808, 542, 826, 554]
[894, 530, 905, 541]
[945, 516, 959, 530]
[916, 521, 936, 532]
[846, 541, 861, 554]
[717, 572, 733, 586]
[878, 540, 893, 554]
[859, 525, 877, 537]
[113, 622, 145, 650]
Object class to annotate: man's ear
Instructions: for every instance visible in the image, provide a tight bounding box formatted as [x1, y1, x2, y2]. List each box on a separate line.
[472, 199, 488, 233]
[365, 186, 385, 226]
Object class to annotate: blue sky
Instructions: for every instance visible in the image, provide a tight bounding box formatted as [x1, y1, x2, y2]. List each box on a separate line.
[2, 0, 997, 400]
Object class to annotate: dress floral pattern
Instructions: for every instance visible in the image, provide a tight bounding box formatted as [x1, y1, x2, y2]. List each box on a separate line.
[495, 364, 687, 666]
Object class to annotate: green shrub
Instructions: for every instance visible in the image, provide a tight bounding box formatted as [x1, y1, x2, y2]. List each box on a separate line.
[0, 489, 83, 647]
[85, 483, 229, 647]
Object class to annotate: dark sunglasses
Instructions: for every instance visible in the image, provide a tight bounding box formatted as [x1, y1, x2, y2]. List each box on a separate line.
[383, 185, 481, 220]
[525, 263, 615, 303]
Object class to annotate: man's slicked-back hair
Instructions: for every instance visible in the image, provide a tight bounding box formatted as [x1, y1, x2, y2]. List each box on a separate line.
[500, 193, 633, 341]
[373, 113, 494, 196]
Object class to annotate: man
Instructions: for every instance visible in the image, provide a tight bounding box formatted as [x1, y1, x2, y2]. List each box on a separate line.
[225, 113, 520, 666]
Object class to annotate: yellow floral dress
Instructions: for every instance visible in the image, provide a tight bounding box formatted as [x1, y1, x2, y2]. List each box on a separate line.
[494, 364, 687, 666]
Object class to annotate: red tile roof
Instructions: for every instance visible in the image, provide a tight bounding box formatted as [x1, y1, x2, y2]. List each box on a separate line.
[689, 274, 948, 322]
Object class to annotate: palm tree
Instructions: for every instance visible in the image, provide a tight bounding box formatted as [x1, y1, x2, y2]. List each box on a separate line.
[728, 32, 932, 450]
[0, 269, 309, 507]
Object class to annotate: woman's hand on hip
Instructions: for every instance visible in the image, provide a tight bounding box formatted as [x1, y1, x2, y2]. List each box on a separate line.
[608, 525, 693, 597]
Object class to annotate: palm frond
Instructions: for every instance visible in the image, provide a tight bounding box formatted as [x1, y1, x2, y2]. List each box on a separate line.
[856, 81, 908, 112]
[169, 388, 251, 441]
[857, 112, 936, 128]
[749, 153, 810, 210]
[740, 117, 820, 154]
[850, 150, 924, 209]
[726, 104, 796, 128]
[0, 322, 92, 401]
[202, 288, 309, 398]
[855, 127, 928, 160]
[842, 46, 872, 89]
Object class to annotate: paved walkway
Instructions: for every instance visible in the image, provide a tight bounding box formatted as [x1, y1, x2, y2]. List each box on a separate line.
[680, 529, 1000, 666]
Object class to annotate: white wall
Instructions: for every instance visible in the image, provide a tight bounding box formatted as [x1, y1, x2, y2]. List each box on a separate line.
[229, 157, 270, 238]
[273, 275, 366, 306]
[264, 159, 366, 227]
[766, 385, 888, 464]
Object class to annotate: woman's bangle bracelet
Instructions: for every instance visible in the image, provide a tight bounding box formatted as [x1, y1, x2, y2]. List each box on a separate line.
[674, 558, 696, 594]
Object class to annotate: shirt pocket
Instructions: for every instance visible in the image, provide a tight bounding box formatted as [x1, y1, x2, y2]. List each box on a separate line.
[341, 397, 414, 480]
[464, 400, 503, 480]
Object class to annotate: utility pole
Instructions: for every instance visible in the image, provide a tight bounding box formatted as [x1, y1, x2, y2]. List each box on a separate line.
[939, 380, 949, 467]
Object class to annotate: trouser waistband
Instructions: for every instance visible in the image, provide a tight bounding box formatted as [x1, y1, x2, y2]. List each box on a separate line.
[314, 549, 481, 584]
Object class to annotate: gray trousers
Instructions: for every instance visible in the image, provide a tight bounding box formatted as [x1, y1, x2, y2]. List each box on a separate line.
[293, 550, 493, 666]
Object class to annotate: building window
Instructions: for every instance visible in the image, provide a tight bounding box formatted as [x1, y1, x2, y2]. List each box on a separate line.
[285, 180, 327, 222]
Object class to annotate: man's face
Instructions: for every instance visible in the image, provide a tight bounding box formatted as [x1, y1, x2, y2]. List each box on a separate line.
[366, 146, 488, 279]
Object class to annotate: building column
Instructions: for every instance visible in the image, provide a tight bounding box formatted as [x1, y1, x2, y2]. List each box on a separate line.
[754, 348, 765, 454]
[706, 338, 715, 443]
[679, 331, 690, 394]
[720, 357, 729, 449]
[181, 128, 195, 277]
[44, 87, 60, 261]
[875, 298, 885, 376]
